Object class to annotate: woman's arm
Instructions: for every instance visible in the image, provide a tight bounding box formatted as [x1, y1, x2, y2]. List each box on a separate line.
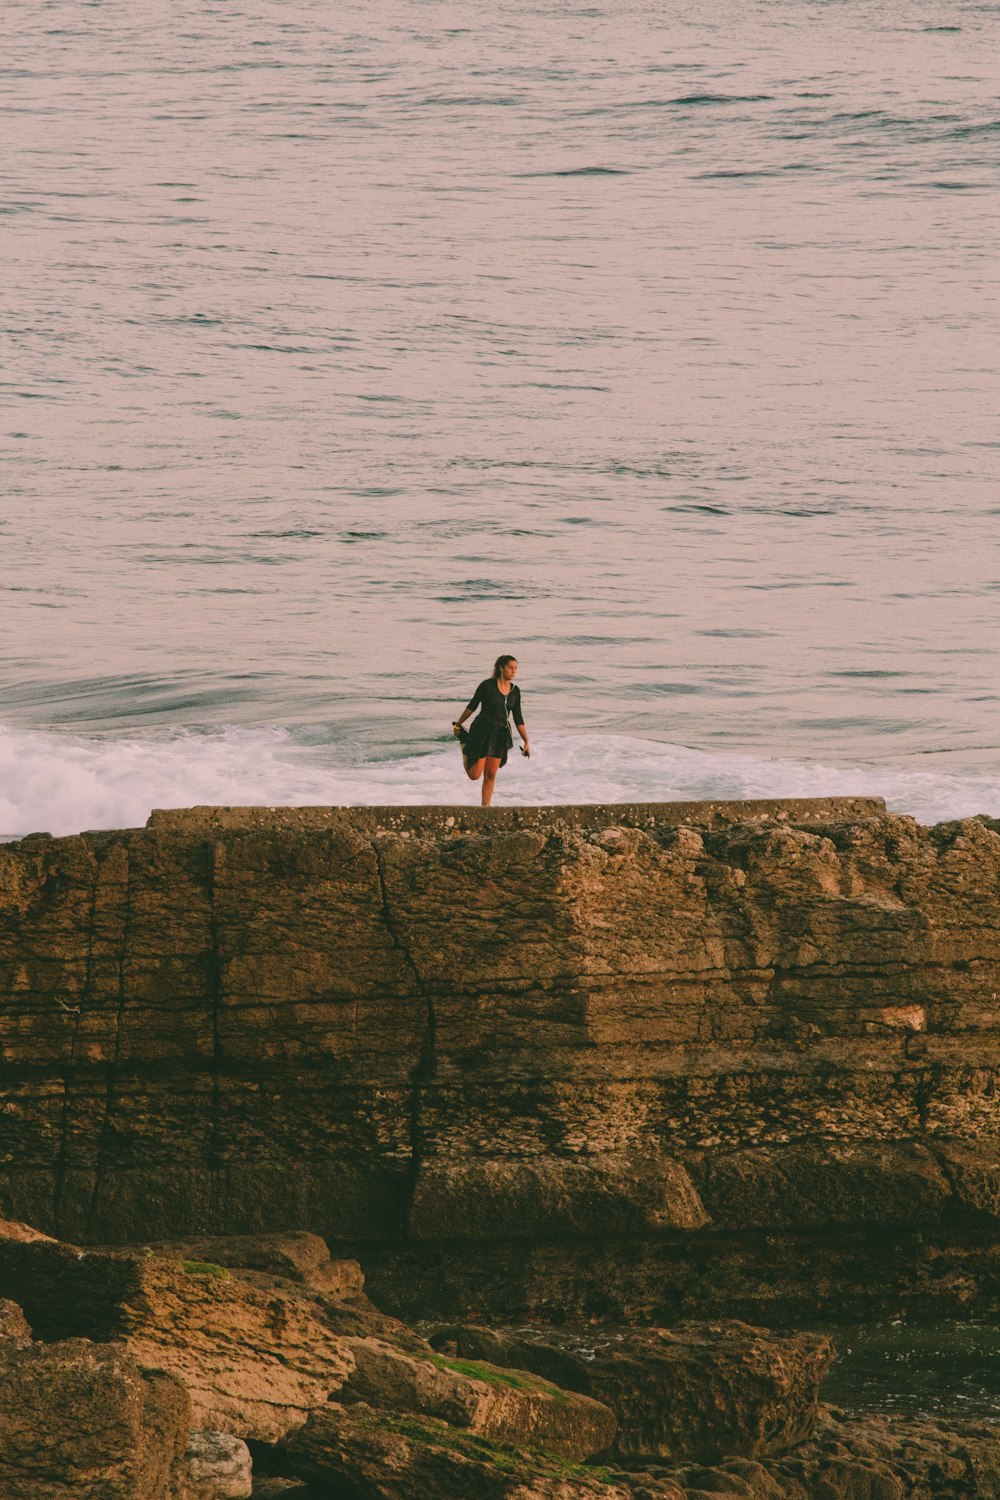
[453, 681, 484, 734]
[514, 689, 530, 756]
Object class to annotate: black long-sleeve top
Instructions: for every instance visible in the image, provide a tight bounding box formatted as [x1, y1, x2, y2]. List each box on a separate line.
[466, 679, 524, 728]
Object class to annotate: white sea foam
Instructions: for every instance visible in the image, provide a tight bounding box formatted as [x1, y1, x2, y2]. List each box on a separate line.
[2, 724, 999, 839]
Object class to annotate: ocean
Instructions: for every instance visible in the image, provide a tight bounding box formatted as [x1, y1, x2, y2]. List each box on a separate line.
[2, 0, 999, 837]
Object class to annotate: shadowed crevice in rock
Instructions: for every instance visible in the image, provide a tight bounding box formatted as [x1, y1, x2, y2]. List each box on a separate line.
[52, 841, 101, 1233]
[84, 837, 133, 1243]
[207, 840, 227, 1194]
[371, 833, 439, 1241]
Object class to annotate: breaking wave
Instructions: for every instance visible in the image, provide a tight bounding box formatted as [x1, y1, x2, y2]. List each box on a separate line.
[3, 725, 999, 839]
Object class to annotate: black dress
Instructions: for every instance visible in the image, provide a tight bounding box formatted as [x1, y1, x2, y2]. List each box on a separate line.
[462, 679, 523, 768]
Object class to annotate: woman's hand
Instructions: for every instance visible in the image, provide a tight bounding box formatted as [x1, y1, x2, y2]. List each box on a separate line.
[520, 743, 531, 758]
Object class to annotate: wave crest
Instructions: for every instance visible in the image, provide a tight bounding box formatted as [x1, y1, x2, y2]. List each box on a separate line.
[2, 726, 999, 839]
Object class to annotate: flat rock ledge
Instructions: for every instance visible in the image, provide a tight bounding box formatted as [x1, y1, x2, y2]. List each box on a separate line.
[0, 1218, 995, 1498]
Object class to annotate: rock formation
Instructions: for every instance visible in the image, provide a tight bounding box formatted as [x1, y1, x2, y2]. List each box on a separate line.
[3, 797, 1000, 1493]
[0, 1215, 996, 1498]
[1, 798, 1000, 1325]
[426, 1322, 836, 1465]
[0, 1335, 190, 1499]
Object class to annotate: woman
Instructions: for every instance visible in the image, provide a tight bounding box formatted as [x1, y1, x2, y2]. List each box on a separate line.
[452, 654, 530, 806]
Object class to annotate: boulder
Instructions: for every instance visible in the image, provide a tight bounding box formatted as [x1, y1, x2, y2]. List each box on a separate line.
[0, 1338, 189, 1499]
[143, 1228, 410, 1350]
[0, 1219, 357, 1445]
[0, 1297, 31, 1345]
[117, 1252, 355, 1443]
[281, 1401, 632, 1500]
[0, 1217, 134, 1340]
[695, 1144, 952, 1231]
[409, 1155, 708, 1242]
[429, 1321, 834, 1464]
[146, 1233, 364, 1299]
[339, 1334, 616, 1460]
[182, 1430, 252, 1499]
[636, 1407, 1000, 1498]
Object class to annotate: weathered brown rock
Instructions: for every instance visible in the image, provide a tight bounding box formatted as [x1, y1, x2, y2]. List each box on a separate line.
[409, 1155, 708, 1241]
[0, 1211, 995, 1500]
[0, 1219, 54, 1245]
[339, 1334, 617, 1460]
[429, 1321, 834, 1464]
[5, 803, 1000, 1324]
[282, 1400, 631, 1500]
[0, 1338, 189, 1499]
[638, 1406, 1000, 1498]
[182, 1430, 252, 1499]
[0, 1219, 146, 1339]
[146, 1232, 365, 1298]
[116, 1253, 355, 1443]
[140, 1231, 406, 1349]
[0, 1222, 355, 1444]
[0, 1297, 31, 1345]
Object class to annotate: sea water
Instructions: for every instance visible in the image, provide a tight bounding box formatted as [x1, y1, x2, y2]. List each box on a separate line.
[2, 0, 999, 836]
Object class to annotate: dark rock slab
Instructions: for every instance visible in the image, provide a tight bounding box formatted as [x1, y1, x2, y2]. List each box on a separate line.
[428, 1321, 834, 1465]
[409, 1155, 708, 1241]
[0, 1297, 31, 1346]
[642, 1406, 1000, 1498]
[339, 1334, 617, 1461]
[144, 1231, 366, 1297]
[281, 1400, 630, 1500]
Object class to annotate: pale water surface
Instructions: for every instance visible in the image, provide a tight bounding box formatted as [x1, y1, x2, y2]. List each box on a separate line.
[2, 0, 999, 834]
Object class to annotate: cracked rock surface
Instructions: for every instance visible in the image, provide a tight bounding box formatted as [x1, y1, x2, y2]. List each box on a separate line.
[3, 802, 1000, 1327]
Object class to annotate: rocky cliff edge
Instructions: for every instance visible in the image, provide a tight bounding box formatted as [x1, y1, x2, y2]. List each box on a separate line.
[2, 797, 1000, 1323]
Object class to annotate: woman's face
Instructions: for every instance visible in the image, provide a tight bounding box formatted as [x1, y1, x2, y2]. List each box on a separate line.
[501, 659, 518, 682]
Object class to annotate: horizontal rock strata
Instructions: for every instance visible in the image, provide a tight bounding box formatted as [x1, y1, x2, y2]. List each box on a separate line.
[3, 799, 1000, 1320]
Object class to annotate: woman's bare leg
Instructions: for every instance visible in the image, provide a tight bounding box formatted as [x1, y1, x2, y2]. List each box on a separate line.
[481, 757, 502, 806]
[466, 758, 484, 782]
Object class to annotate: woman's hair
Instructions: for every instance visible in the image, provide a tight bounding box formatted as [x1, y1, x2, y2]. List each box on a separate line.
[493, 653, 517, 679]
